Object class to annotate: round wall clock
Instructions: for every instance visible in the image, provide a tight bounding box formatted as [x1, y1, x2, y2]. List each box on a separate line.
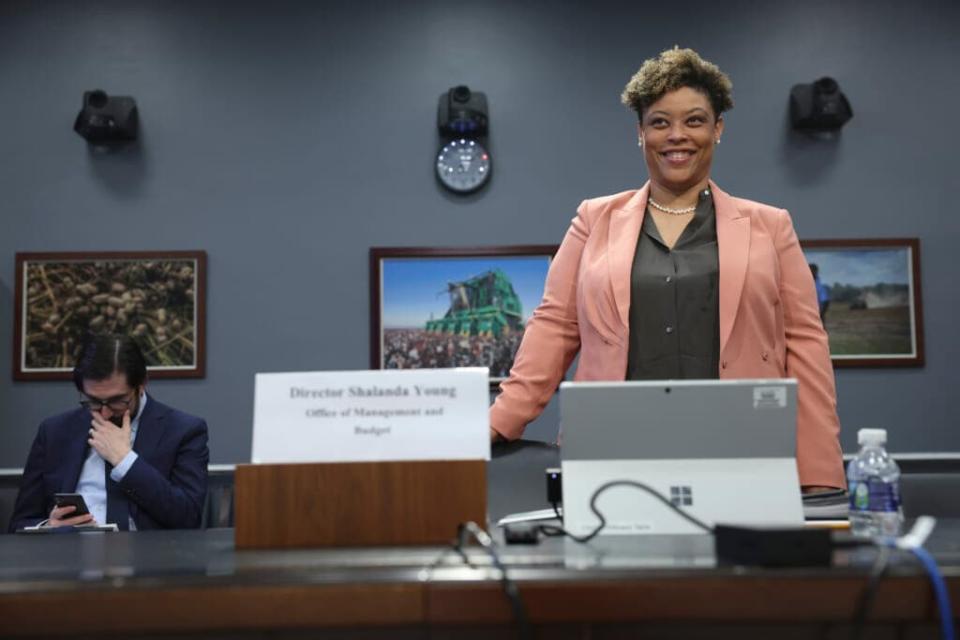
[436, 138, 491, 194]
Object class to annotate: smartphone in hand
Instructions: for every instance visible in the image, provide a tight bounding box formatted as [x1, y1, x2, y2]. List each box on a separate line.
[53, 493, 91, 518]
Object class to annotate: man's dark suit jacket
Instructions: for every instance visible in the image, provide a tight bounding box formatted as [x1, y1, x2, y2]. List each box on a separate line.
[8, 396, 209, 532]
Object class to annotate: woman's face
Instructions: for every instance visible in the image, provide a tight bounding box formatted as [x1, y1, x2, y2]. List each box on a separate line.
[638, 86, 723, 195]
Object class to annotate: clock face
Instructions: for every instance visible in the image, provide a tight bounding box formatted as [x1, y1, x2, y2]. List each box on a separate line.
[436, 138, 491, 193]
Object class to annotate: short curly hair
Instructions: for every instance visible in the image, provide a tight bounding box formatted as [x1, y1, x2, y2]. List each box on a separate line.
[621, 47, 733, 120]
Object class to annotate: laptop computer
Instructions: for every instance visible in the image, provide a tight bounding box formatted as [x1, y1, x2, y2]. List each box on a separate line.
[560, 379, 804, 536]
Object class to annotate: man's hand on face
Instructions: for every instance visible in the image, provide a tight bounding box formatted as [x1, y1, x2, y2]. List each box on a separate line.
[47, 505, 95, 528]
[89, 409, 133, 467]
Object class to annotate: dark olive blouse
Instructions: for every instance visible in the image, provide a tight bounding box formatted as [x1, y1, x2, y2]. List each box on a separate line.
[626, 189, 720, 380]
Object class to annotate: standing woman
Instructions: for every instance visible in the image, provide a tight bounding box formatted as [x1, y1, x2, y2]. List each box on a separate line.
[489, 48, 844, 491]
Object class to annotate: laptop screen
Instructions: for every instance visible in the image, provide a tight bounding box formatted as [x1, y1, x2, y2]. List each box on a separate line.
[560, 379, 797, 460]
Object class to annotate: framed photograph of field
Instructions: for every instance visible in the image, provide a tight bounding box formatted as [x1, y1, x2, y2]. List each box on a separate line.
[800, 238, 923, 367]
[14, 251, 206, 380]
[370, 246, 558, 387]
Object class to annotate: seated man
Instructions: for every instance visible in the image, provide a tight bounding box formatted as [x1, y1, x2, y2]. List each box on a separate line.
[8, 335, 209, 531]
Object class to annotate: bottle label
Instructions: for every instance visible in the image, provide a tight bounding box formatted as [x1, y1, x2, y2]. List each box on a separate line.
[849, 479, 900, 512]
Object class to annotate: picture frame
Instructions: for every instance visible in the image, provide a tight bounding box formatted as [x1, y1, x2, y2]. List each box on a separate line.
[369, 245, 558, 387]
[14, 251, 207, 380]
[800, 238, 923, 367]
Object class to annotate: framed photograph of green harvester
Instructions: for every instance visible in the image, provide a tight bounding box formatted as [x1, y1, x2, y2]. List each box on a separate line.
[14, 251, 207, 380]
[370, 245, 558, 387]
[800, 238, 923, 367]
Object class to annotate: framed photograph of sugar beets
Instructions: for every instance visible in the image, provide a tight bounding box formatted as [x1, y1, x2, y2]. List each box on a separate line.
[800, 238, 923, 367]
[13, 251, 207, 380]
[370, 246, 558, 387]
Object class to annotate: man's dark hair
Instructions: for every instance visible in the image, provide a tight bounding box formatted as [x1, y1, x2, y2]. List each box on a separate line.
[73, 334, 147, 392]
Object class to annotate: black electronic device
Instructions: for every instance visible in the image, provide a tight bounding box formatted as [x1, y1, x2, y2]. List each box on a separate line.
[435, 85, 491, 194]
[546, 467, 562, 504]
[53, 493, 91, 518]
[714, 524, 833, 567]
[437, 85, 488, 136]
[503, 522, 542, 545]
[789, 77, 853, 131]
[73, 89, 139, 142]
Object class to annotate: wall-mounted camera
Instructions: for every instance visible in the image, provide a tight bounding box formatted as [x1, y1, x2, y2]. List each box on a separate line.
[789, 77, 852, 131]
[435, 85, 491, 194]
[74, 90, 139, 143]
[437, 85, 488, 137]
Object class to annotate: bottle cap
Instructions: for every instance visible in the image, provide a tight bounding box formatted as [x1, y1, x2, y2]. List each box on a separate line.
[857, 428, 887, 445]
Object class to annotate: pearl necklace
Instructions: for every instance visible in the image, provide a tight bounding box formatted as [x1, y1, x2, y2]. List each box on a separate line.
[648, 198, 696, 215]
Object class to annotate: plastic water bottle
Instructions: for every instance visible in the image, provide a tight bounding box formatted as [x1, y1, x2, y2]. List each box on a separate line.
[847, 428, 903, 537]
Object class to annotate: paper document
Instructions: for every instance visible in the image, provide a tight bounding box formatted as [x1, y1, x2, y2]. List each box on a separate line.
[496, 507, 563, 527]
[18, 523, 120, 534]
[801, 490, 849, 520]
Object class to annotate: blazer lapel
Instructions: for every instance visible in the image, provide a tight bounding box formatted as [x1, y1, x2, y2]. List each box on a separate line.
[131, 395, 167, 458]
[609, 183, 650, 331]
[712, 181, 751, 356]
[62, 410, 92, 493]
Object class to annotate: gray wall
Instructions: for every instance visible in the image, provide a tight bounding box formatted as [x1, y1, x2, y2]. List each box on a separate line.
[1, 0, 958, 466]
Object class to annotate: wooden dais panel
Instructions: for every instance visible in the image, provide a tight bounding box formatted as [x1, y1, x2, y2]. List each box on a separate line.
[234, 460, 486, 549]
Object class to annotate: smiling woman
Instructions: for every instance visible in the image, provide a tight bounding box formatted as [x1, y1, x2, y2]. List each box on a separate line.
[489, 48, 846, 492]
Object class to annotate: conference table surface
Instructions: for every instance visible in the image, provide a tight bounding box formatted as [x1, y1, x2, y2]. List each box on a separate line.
[1, 442, 958, 637]
[2, 523, 959, 637]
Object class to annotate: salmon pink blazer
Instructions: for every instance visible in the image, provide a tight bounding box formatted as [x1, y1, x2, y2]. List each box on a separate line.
[490, 181, 845, 488]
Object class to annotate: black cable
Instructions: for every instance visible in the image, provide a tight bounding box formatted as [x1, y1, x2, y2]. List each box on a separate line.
[418, 538, 479, 640]
[551, 500, 562, 521]
[539, 480, 715, 543]
[533, 501, 566, 537]
[850, 544, 892, 640]
[421, 522, 530, 639]
[455, 522, 530, 640]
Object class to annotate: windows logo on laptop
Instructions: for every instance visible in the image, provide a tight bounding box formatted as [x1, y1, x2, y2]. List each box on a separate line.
[670, 485, 693, 507]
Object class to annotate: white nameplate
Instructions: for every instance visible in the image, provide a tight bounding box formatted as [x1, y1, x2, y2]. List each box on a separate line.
[251, 368, 490, 463]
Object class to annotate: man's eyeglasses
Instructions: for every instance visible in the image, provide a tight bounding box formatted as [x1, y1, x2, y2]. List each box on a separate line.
[79, 391, 136, 413]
